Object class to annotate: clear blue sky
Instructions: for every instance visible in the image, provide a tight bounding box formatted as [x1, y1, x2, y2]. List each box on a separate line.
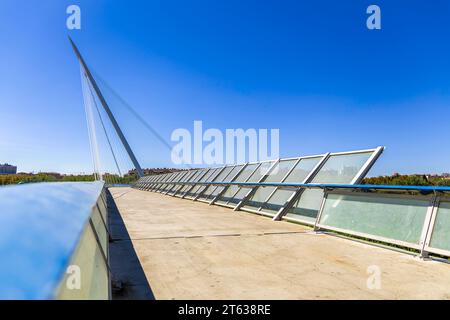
[0, 0, 449, 175]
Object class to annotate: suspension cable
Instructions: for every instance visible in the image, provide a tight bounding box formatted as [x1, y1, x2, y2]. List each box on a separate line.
[86, 79, 123, 178]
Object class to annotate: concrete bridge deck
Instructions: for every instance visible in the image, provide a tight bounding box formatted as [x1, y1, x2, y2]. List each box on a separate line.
[108, 187, 450, 300]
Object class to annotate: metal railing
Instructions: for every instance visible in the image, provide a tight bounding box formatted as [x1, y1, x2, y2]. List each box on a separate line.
[133, 144, 450, 259]
[135, 177, 450, 258]
[132, 147, 450, 258]
[315, 188, 450, 258]
[135, 147, 385, 223]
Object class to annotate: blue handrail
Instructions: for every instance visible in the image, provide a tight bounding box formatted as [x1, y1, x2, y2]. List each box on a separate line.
[144, 181, 450, 192]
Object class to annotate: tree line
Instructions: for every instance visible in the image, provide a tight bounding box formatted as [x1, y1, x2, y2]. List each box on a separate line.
[1, 170, 449, 187]
[0, 168, 182, 186]
[362, 174, 450, 186]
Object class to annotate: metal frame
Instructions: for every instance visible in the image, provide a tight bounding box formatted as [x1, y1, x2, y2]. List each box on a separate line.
[162, 171, 186, 193]
[273, 153, 330, 222]
[163, 171, 189, 195]
[210, 164, 248, 205]
[186, 167, 223, 200]
[233, 159, 280, 211]
[175, 169, 205, 197]
[423, 197, 450, 257]
[156, 172, 174, 192]
[131, 146, 450, 259]
[155, 173, 171, 191]
[168, 170, 196, 195]
[223, 160, 277, 206]
[197, 165, 238, 202]
[221, 162, 266, 207]
[193, 167, 226, 201]
[238, 154, 325, 216]
[181, 168, 212, 199]
[147, 174, 162, 190]
[146, 175, 158, 190]
[350, 146, 385, 184]
[160, 171, 183, 194]
[151, 173, 168, 191]
[276, 147, 384, 225]
[213, 163, 263, 208]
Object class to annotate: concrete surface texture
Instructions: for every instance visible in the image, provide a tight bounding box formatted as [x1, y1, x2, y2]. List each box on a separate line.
[108, 187, 450, 300]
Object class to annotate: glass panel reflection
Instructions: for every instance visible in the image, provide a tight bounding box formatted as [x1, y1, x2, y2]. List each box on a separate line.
[285, 152, 373, 223]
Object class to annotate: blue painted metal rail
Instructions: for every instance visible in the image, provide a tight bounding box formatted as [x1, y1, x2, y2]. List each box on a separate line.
[146, 181, 450, 192]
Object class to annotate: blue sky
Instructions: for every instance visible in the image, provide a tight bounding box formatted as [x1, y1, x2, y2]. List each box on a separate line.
[0, 0, 449, 175]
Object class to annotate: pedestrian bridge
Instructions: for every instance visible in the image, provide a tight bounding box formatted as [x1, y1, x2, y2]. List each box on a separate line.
[2, 38, 446, 300]
[1, 181, 450, 300]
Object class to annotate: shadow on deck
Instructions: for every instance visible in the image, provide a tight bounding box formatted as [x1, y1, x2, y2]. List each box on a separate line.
[107, 189, 154, 300]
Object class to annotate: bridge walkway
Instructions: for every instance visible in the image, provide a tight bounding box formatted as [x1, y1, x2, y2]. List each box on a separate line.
[108, 187, 450, 300]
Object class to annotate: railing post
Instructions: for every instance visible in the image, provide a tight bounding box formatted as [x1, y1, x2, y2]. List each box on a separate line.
[313, 189, 329, 231]
[419, 195, 439, 259]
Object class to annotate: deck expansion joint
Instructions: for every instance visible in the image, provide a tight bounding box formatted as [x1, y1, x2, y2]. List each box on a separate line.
[110, 230, 310, 242]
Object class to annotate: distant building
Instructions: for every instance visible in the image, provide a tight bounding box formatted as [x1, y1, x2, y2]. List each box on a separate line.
[0, 164, 17, 175]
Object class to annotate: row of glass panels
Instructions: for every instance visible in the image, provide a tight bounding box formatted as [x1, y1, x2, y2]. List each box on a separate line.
[135, 147, 382, 224]
[317, 190, 450, 257]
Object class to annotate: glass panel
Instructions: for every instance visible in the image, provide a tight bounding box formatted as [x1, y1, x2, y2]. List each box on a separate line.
[148, 174, 162, 189]
[429, 201, 450, 252]
[160, 172, 182, 192]
[243, 159, 297, 211]
[141, 176, 153, 188]
[259, 157, 322, 215]
[227, 161, 275, 205]
[286, 151, 373, 223]
[319, 193, 430, 245]
[157, 173, 172, 190]
[178, 169, 205, 194]
[91, 205, 108, 257]
[184, 168, 214, 198]
[146, 175, 157, 186]
[199, 166, 236, 200]
[149, 175, 160, 187]
[174, 171, 186, 182]
[210, 165, 244, 200]
[175, 171, 197, 194]
[151, 173, 166, 189]
[160, 172, 177, 192]
[97, 195, 108, 224]
[169, 170, 196, 194]
[157, 173, 175, 190]
[187, 168, 221, 198]
[216, 164, 259, 204]
[169, 171, 188, 189]
[56, 223, 109, 299]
